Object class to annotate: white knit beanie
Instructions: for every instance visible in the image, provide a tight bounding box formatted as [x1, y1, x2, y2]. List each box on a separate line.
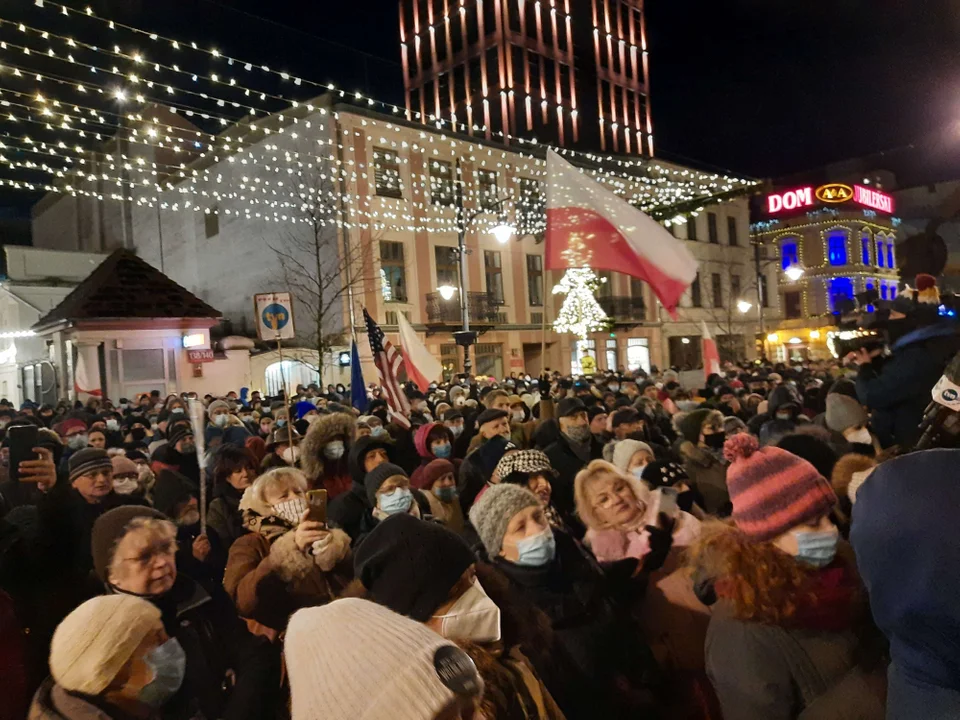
[285, 599, 483, 720]
[50, 595, 162, 695]
[607, 439, 653, 472]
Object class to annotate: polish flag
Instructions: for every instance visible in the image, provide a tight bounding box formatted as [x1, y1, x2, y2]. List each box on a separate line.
[397, 312, 443, 393]
[701, 321, 721, 380]
[545, 149, 699, 317]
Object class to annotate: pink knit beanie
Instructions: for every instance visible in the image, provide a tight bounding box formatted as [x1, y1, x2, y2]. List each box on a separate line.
[723, 434, 837, 542]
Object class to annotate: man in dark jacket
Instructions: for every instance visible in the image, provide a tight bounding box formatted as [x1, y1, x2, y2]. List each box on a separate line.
[91, 506, 281, 720]
[544, 398, 605, 517]
[856, 315, 960, 448]
[328, 434, 394, 543]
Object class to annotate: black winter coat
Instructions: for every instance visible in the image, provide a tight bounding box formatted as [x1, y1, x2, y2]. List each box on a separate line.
[857, 321, 960, 448]
[137, 574, 280, 720]
[543, 433, 605, 517]
[493, 530, 659, 718]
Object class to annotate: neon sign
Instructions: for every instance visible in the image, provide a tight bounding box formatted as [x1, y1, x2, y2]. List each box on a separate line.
[767, 186, 814, 214]
[816, 184, 853, 203]
[853, 185, 894, 213]
[766, 183, 895, 215]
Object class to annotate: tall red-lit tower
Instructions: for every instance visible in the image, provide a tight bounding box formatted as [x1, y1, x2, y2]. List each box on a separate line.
[399, 0, 653, 155]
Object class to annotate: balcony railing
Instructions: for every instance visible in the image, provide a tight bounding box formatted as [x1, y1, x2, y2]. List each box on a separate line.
[425, 291, 501, 325]
[598, 295, 647, 322]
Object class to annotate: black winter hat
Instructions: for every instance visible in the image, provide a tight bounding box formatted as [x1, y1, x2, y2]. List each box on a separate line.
[611, 407, 641, 428]
[641, 461, 689, 489]
[557, 397, 587, 418]
[476, 408, 509, 427]
[775, 432, 839, 481]
[354, 513, 475, 622]
[68, 448, 113, 484]
[166, 423, 193, 448]
[152, 469, 194, 518]
[364, 462, 408, 505]
[91, 505, 167, 582]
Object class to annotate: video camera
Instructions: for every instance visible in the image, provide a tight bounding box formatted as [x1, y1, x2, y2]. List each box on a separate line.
[827, 287, 960, 359]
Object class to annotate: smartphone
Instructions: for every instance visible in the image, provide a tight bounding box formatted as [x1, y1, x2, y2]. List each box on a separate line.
[305, 489, 327, 525]
[8, 425, 39, 484]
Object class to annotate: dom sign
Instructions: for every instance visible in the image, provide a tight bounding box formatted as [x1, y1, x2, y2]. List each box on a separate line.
[767, 184, 894, 215]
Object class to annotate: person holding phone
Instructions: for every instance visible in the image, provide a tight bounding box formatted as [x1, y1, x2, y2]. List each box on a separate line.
[224, 467, 352, 635]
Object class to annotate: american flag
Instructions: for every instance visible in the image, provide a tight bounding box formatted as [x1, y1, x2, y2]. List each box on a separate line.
[363, 308, 411, 428]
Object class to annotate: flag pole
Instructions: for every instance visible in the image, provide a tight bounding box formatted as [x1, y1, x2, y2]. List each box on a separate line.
[540, 301, 548, 374]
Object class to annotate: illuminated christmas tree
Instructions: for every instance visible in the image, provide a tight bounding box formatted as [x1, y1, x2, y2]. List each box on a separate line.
[552, 268, 610, 340]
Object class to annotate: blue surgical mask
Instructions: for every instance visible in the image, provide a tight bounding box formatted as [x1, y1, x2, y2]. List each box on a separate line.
[631, 466, 646, 481]
[795, 527, 839, 568]
[371, 426, 386, 438]
[276, 418, 287, 428]
[138, 637, 187, 707]
[514, 528, 556, 567]
[435, 486, 458, 503]
[449, 424, 464, 438]
[379, 487, 413, 515]
[433, 443, 452, 459]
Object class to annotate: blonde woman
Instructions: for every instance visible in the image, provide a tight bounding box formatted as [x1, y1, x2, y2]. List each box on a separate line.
[574, 459, 700, 565]
[223, 467, 352, 635]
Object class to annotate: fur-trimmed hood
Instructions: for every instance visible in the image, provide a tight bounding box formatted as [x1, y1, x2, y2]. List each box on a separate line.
[300, 412, 356, 482]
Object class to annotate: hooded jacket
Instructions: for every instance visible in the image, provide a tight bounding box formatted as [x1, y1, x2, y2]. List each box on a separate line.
[410, 423, 461, 489]
[856, 321, 960, 448]
[299, 413, 355, 499]
[852, 449, 960, 718]
[328, 435, 394, 543]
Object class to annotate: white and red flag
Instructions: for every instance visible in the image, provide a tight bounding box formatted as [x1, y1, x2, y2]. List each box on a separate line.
[397, 312, 443, 393]
[701, 321, 721, 380]
[545, 149, 699, 317]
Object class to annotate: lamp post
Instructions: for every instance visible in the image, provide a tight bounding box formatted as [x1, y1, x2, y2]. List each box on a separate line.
[452, 158, 515, 375]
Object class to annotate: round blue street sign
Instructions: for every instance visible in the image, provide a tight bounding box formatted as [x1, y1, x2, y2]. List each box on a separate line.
[262, 303, 289, 331]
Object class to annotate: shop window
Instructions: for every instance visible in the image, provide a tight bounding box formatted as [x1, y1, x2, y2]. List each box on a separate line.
[887, 242, 895, 268]
[876, 236, 885, 267]
[475, 343, 504, 378]
[880, 282, 888, 300]
[627, 338, 651, 373]
[605, 339, 618, 371]
[571, 339, 596, 375]
[781, 240, 799, 270]
[827, 232, 848, 266]
[861, 231, 872, 265]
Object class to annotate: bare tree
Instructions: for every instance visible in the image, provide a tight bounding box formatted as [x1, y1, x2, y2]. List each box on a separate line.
[266, 171, 374, 385]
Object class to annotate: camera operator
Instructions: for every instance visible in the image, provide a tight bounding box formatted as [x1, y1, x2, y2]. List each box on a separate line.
[851, 277, 960, 448]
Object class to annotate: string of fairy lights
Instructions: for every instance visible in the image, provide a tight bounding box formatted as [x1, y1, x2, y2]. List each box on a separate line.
[0, 2, 758, 235]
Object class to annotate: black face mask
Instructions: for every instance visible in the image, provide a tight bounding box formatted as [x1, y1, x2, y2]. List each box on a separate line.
[850, 442, 876, 458]
[703, 431, 726, 450]
[131, 427, 147, 442]
[677, 490, 696, 513]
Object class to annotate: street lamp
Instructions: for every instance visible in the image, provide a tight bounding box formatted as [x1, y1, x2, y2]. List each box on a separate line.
[492, 220, 516, 245]
[784, 265, 805, 282]
[737, 299, 753, 314]
[452, 158, 515, 374]
[437, 285, 457, 301]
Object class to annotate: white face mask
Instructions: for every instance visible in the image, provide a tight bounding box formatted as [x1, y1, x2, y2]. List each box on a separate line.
[431, 579, 502, 643]
[323, 441, 345, 460]
[273, 496, 307, 525]
[112, 477, 140, 495]
[845, 427, 872, 445]
[512, 411, 525, 423]
[280, 446, 300, 464]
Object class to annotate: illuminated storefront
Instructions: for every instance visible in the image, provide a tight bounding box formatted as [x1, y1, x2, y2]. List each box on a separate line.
[752, 181, 899, 360]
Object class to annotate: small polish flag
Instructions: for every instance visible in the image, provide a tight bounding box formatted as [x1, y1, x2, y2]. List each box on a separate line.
[397, 312, 443, 393]
[545, 149, 699, 317]
[702, 321, 721, 381]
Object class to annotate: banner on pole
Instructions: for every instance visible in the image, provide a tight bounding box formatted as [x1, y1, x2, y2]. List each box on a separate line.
[254, 292, 295, 340]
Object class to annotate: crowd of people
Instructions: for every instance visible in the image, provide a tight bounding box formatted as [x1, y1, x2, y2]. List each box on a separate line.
[0, 332, 957, 718]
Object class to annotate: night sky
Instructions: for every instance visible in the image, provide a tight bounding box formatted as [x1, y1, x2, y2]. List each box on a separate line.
[3, 0, 960, 222]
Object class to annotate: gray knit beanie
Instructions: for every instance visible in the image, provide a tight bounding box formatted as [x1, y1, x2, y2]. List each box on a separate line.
[606, 439, 653, 472]
[364, 462, 408, 505]
[207, 399, 231, 416]
[468, 483, 540, 558]
[825, 393, 868, 433]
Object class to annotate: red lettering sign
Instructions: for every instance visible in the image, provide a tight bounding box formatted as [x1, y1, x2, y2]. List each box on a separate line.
[187, 349, 214, 363]
[767, 186, 815, 214]
[853, 185, 894, 214]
